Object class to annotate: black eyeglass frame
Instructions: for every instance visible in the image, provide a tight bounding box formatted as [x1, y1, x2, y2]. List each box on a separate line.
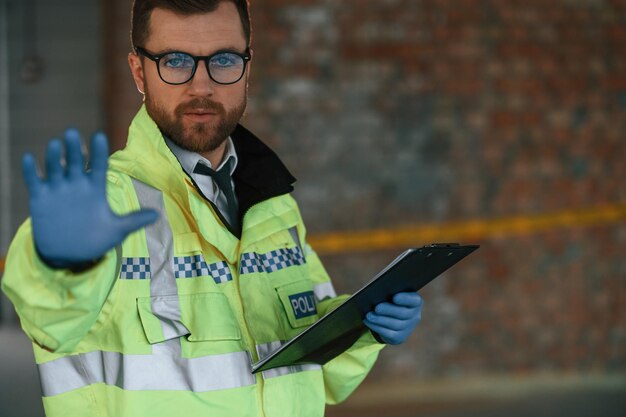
[135, 46, 252, 86]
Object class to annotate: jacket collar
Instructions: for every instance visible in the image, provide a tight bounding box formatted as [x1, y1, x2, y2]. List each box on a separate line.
[230, 124, 296, 216]
[110, 105, 296, 219]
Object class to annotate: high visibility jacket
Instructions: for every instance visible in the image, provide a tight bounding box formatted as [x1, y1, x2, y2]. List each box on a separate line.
[1, 105, 384, 417]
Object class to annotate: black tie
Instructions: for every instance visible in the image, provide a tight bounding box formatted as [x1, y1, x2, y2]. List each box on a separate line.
[193, 159, 240, 233]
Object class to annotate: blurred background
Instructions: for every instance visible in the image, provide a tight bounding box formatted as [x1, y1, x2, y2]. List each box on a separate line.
[0, 0, 625, 416]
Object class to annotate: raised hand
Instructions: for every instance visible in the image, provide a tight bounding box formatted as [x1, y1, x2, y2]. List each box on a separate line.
[363, 292, 423, 345]
[22, 128, 158, 269]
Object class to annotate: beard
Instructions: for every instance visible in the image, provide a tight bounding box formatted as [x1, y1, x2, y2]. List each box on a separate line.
[144, 89, 246, 154]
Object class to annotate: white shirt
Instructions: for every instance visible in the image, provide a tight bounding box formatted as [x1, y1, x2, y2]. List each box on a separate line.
[164, 136, 239, 226]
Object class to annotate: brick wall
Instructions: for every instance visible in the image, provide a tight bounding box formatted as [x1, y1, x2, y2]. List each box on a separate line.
[105, 0, 626, 380]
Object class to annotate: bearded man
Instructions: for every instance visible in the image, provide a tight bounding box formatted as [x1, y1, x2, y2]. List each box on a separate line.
[1, 1, 423, 416]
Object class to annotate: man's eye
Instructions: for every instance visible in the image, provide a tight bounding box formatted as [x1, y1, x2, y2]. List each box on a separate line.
[211, 54, 238, 67]
[163, 54, 193, 68]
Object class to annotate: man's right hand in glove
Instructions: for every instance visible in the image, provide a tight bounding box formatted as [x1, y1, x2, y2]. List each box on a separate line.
[22, 128, 158, 269]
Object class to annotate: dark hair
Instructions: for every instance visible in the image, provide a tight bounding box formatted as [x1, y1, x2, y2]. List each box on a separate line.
[130, 0, 251, 50]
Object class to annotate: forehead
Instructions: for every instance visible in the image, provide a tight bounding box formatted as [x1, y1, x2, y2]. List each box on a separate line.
[146, 3, 247, 54]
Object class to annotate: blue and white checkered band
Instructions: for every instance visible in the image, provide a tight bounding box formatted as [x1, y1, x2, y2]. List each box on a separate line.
[239, 246, 306, 275]
[119, 257, 151, 280]
[174, 255, 233, 284]
[207, 261, 234, 284]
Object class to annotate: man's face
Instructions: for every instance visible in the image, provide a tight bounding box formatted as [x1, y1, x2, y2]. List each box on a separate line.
[128, 2, 249, 156]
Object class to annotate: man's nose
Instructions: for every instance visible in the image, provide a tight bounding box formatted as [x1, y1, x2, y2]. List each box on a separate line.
[188, 61, 215, 96]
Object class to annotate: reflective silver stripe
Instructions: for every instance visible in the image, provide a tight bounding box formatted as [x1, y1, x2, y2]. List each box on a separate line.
[304, 243, 315, 257]
[313, 281, 337, 301]
[288, 226, 302, 253]
[38, 349, 255, 397]
[131, 179, 189, 341]
[256, 341, 321, 380]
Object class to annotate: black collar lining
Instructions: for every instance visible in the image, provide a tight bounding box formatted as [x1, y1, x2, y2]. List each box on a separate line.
[231, 124, 297, 221]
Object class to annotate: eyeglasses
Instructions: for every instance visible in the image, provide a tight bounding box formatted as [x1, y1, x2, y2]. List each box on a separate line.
[136, 46, 251, 85]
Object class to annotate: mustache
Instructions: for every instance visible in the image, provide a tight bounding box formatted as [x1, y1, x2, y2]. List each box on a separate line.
[175, 98, 225, 116]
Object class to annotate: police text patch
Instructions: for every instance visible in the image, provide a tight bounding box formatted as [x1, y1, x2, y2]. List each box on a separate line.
[288, 291, 317, 319]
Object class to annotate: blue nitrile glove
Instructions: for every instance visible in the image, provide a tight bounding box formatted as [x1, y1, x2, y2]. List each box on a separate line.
[21, 128, 158, 269]
[363, 292, 423, 345]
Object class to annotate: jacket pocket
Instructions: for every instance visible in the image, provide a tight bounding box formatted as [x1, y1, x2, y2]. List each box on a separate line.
[275, 279, 320, 330]
[137, 292, 240, 344]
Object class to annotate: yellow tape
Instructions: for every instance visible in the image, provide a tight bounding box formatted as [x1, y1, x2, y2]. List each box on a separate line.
[1, 204, 625, 271]
[308, 204, 626, 255]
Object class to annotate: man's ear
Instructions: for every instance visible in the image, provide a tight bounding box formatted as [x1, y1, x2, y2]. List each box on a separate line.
[128, 52, 146, 95]
[244, 49, 253, 91]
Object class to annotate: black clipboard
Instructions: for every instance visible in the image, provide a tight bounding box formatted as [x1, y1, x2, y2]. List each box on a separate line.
[251, 243, 479, 373]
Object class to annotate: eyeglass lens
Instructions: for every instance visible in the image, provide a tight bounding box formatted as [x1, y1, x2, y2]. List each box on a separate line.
[159, 52, 245, 85]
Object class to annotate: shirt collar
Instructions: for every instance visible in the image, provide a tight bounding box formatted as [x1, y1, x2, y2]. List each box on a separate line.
[164, 136, 239, 176]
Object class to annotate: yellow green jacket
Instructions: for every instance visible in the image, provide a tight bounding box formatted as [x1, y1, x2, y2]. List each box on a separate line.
[2, 106, 384, 417]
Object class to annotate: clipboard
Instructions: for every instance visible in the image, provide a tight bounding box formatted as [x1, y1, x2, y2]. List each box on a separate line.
[251, 243, 479, 373]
